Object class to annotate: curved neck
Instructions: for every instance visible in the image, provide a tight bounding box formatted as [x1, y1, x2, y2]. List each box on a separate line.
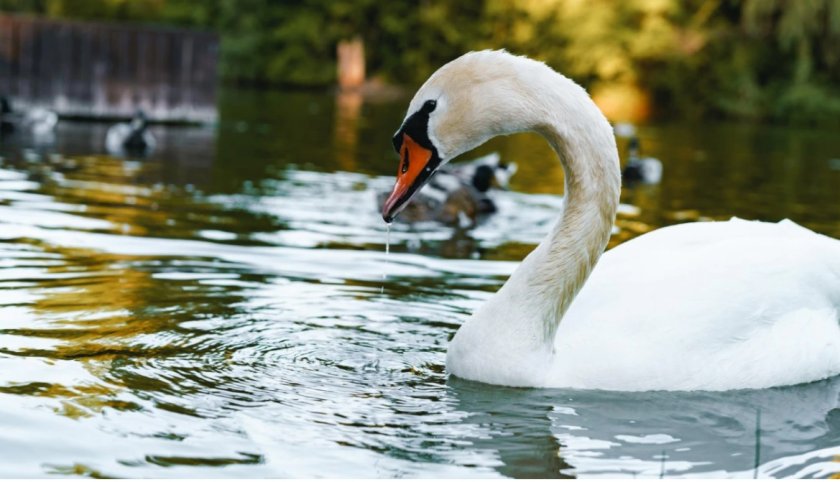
[538, 123, 620, 338]
[497, 88, 620, 346]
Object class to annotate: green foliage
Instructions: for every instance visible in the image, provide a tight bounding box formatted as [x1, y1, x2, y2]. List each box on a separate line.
[2, 0, 839, 123]
[737, 0, 840, 123]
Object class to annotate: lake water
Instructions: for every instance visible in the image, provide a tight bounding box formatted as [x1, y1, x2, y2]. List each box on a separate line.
[0, 90, 839, 477]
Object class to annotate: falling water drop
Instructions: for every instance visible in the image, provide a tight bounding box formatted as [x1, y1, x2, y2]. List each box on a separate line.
[385, 223, 391, 257]
[381, 223, 392, 294]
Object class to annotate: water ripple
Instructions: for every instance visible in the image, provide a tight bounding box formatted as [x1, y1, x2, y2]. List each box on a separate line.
[0, 112, 838, 477]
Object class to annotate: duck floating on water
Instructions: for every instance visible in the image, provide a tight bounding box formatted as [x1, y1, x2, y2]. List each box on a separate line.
[0, 97, 58, 139]
[106, 110, 156, 156]
[377, 153, 516, 227]
[23, 107, 58, 140]
[622, 136, 662, 185]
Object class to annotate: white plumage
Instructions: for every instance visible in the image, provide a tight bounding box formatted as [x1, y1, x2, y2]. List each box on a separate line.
[23, 108, 58, 138]
[540, 217, 840, 391]
[391, 50, 840, 391]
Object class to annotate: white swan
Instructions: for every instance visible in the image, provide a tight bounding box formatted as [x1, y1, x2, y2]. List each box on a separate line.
[381, 50, 840, 391]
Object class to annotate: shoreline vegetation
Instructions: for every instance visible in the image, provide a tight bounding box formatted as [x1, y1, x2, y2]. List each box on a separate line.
[2, 0, 839, 125]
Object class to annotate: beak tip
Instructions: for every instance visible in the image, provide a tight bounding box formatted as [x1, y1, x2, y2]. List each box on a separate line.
[381, 192, 401, 223]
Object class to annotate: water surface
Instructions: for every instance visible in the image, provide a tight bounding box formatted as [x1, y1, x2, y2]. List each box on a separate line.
[0, 90, 839, 477]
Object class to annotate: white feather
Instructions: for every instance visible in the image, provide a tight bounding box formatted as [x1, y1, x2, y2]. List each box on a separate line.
[395, 50, 840, 391]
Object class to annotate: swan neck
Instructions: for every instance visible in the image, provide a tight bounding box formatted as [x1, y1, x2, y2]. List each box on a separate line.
[515, 106, 620, 343]
[445, 56, 622, 385]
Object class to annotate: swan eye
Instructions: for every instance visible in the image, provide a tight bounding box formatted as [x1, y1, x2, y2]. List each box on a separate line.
[423, 100, 437, 112]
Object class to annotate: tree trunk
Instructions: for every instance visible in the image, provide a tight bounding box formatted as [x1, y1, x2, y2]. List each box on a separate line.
[337, 37, 365, 91]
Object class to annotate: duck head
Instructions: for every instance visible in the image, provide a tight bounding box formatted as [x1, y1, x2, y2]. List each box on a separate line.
[628, 136, 640, 154]
[469, 161, 517, 193]
[130, 109, 148, 131]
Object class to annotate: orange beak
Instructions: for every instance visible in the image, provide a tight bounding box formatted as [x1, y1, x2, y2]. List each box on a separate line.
[381, 133, 437, 222]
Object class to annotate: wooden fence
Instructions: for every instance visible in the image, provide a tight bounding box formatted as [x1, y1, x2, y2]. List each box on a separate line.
[0, 14, 218, 123]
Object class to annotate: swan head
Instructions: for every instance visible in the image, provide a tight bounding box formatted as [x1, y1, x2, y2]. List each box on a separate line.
[382, 50, 553, 222]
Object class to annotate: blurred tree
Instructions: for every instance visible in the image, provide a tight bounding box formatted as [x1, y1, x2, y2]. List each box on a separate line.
[740, 0, 840, 123]
[1, 0, 838, 123]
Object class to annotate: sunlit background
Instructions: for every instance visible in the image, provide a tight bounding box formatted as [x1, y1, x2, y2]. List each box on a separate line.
[0, 0, 839, 478]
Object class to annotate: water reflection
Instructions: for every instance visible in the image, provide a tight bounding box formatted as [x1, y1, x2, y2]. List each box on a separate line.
[334, 90, 363, 171]
[452, 377, 840, 477]
[0, 90, 838, 477]
[452, 380, 572, 478]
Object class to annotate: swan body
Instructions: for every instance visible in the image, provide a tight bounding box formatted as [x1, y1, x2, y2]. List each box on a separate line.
[380, 50, 840, 391]
[454, 217, 840, 390]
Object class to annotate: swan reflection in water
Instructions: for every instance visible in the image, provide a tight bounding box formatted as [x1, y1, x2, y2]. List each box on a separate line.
[449, 375, 840, 478]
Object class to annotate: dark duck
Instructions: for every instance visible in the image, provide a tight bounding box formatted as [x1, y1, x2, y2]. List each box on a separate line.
[0, 96, 58, 139]
[622, 136, 662, 185]
[106, 110, 156, 156]
[377, 153, 517, 227]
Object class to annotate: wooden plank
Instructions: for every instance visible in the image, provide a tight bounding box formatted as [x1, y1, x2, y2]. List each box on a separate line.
[91, 24, 108, 116]
[154, 30, 170, 115]
[116, 26, 131, 114]
[17, 17, 33, 101]
[136, 28, 149, 113]
[180, 34, 193, 112]
[77, 22, 93, 110]
[0, 16, 13, 95]
[38, 21, 56, 107]
[193, 32, 218, 115]
[0, 14, 218, 122]
[58, 22, 73, 113]
[7, 18, 20, 98]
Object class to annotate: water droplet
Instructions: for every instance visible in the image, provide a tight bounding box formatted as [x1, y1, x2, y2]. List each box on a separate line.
[381, 223, 391, 294]
[385, 223, 391, 257]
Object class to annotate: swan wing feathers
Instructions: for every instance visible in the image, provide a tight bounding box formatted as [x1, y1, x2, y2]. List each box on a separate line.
[555, 218, 840, 391]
